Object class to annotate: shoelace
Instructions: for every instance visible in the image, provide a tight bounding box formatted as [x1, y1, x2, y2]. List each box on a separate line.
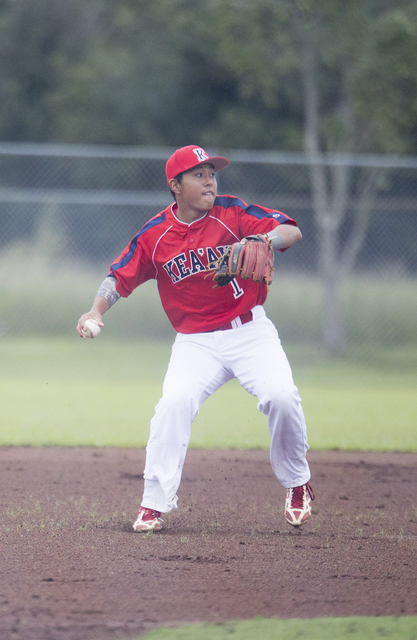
[141, 508, 161, 521]
[290, 483, 315, 508]
[307, 484, 315, 501]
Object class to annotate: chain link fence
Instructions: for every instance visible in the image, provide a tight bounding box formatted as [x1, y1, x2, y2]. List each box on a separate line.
[1, 143, 416, 349]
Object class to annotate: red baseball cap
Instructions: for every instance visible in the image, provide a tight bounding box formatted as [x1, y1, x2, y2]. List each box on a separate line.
[165, 145, 229, 184]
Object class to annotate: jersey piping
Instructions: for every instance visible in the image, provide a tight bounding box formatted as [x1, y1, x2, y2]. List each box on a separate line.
[152, 225, 173, 278]
[215, 195, 290, 224]
[109, 212, 166, 274]
[207, 215, 240, 241]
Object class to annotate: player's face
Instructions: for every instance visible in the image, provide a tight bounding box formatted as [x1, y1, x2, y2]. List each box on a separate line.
[177, 163, 217, 213]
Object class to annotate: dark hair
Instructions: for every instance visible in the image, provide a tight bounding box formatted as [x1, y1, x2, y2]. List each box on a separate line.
[170, 173, 183, 200]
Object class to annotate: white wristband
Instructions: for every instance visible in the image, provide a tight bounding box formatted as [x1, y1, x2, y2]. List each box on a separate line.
[267, 231, 285, 250]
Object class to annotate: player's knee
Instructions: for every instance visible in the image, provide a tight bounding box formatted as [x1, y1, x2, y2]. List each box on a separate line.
[158, 389, 199, 415]
[258, 384, 300, 416]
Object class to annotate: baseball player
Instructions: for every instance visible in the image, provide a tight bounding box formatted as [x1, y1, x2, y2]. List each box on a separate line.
[76, 145, 314, 532]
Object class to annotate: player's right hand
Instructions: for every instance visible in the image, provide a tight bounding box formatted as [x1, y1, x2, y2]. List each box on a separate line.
[76, 312, 104, 339]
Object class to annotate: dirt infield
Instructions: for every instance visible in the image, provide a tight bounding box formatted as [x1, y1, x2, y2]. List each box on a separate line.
[1, 447, 416, 640]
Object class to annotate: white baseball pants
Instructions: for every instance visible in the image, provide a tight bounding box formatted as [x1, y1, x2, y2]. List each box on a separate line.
[141, 306, 311, 513]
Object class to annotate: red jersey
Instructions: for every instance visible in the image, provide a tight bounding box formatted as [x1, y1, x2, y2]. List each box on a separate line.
[109, 195, 297, 333]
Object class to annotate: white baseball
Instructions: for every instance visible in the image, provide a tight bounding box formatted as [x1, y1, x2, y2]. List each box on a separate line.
[82, 318, 101, 339]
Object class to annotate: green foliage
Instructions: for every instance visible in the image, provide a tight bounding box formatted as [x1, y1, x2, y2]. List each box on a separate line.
[0, 0, 90, 141]
[0, 0, 417, 152]
[360, 4, 417, 153]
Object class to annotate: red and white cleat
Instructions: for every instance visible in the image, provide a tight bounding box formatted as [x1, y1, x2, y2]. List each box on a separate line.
[285, 483, 315, 527]
[133, 507, 163, 532]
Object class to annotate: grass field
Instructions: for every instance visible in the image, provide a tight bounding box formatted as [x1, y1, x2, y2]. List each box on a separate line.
[0, 337, 416, 451]
[1, 268, 416, 450]
[139, 616, 417, 640]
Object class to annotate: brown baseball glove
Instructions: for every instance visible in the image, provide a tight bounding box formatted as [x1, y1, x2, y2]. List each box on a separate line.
[208, 234, 274, 287]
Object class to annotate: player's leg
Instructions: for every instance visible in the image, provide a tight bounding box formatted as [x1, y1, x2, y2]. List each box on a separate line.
[140, 333, 232, 516]
[221, 309, 311, 489]
[222, 310, 314, 526]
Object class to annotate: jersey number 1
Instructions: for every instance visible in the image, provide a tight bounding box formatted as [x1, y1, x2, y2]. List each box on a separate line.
[231, 279, 244, 299]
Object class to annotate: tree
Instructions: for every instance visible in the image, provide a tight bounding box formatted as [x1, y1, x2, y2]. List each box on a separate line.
[185, 0, 417, 351]
[293, 0, 417, 351]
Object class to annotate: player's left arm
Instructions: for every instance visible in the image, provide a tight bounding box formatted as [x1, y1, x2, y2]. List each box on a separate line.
[235, 199, 301, 251]
[266, 223, 302, 251]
